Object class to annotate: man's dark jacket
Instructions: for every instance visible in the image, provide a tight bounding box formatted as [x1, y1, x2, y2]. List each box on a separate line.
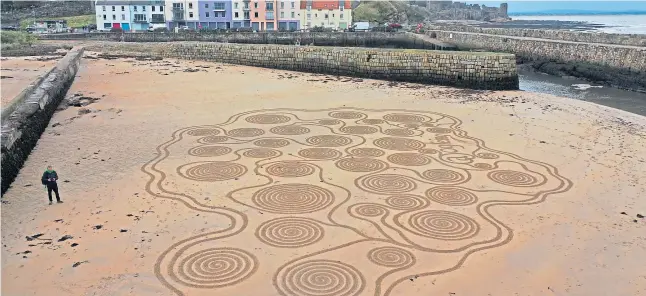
[41, 171, 58, 186]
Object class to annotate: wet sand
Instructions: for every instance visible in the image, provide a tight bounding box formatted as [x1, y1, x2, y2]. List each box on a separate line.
[1, 54, 645, 296]
[1, 56, 60, 108]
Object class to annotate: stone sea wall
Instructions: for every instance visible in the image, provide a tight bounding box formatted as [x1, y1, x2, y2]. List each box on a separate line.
[429, 30, 646, 91]
[427, 25, 646, 47]
[1, 47, 84, 195]
[82, 41, 518, 91]
[39, 32, 455, 50]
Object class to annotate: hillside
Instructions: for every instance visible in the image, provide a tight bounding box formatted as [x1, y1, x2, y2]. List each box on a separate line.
[353, 1, 430, 24]
[353, 1, 510, 24]
[0, 1, 94, 25]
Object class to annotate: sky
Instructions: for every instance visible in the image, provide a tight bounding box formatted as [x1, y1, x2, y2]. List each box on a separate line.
[464, 1, 646, 14]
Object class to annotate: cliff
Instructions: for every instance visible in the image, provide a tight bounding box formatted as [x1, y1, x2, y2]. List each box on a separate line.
[353, 1, 510, 24]
[0, 1, 94, 25]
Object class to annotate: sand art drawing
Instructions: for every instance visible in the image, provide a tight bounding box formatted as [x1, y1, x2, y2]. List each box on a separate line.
[141, 107, 572, 296]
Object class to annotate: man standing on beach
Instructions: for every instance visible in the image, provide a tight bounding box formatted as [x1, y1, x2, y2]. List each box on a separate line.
[41, 166, 63, 205]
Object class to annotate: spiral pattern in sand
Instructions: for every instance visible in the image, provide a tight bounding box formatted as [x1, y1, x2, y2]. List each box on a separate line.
[226, 128, 265, 138]
[188, 146, 232, 157]
[187, 128, 220, 136]
[356, 174, 418, 194]
[335, 158, 387, 172]
[174, 248, 258, 288]
[488, 170, 542, 187]
[265, 162, 316, 178]
[367, 247, 415, 268]
[403, 210, 479, 240]
[245, 114, 291, 124]
[179, 162, 247, 181]
[198, 136, 229, 144]
[253, 138, 291, 148]
[383, 128, 416, 137]
[270, 125, 311, 136]
[277, 260, 366, 296]
[383, 113, 427, 123]
[420, 169, 468, 184]
[425, 187, 478, 206]
[353, 203, 388, 217]
[251, 184, 335, 214]
[339, 126, 378, 135]
[328, 111, 365, 119]
[255, 217, 324, 248]
[306, 135, 353, 147]
[298, 148, 343, 160]
[384, 195, 428, 211]
[387, 153, 431, 166]
[350, 148, 385, 158]
[374, 137, 425, 151]
[243, 148, 281, 158]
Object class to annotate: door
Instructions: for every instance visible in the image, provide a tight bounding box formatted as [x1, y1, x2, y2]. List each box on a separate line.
[122, 23, 130, 31]
[113, 23, 121, 29]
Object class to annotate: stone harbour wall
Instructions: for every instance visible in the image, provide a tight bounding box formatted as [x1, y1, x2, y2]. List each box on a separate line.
[427, 25, 646, 47]
[83, 41, 518, 91]
[429, 30, 646, 91]
[1, 47, 84, 195]
[39, 32, 455, 50]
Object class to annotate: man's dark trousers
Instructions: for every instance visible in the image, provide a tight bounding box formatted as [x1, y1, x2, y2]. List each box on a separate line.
[47, 183, 61, 202]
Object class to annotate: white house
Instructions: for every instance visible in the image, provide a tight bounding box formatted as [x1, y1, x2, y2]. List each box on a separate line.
[165, 0, 199, 29]
[96, 0, 133, 31]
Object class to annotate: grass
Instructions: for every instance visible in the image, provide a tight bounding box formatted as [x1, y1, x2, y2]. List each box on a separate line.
[19, 14, 96, 29]
[1, 31, 38, 49]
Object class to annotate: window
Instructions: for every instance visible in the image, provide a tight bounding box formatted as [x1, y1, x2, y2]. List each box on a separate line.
[205, 3, 208, 8]
[222, 11, 226, 17]
[339, 0, 344, 11]
[142, 6, 146, 11]
[189, 12, 193, 17]
[111, 6, 115, 11]
[103, 14, 106, 20]
[213, 2, 225, 10]
[104, 23, 111, 28]
[254, 3, 258, 8]
[112, 14, 116, 20]
[188, 3, 193, 9]
[307, 5, 311, 11]
[324, 13, 328, 19]
[234, 3, 238, 9]
[314, 13, 317, 17]
[280, 12, 284, 18]
[152, 6, 155, 11]
[340, 13, 344, 19]
[160, 6, 163, 11]
[266, 11, 274, 20]
[307, 13, 310, 19]
[332, 13, 335, 17]
[254, 12, 258, 17]
[121, 14, 125, 20]
[291, 2, 295, 8]
[235, 12, 239, 18]
[244, 11, 249, 18]
[134, 6, 137, 11]
[151, 14, 164, 22]
[206, 12, 210, 17]
[291, 11, 295, 18]
[121, 6, 124, 11]
[134, 14, 146, 22]
[280, 2, 284, 9]
[102, 6, 106, 11]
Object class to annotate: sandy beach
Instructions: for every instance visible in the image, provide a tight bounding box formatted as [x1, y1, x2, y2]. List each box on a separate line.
[1, 54, 645, 296]
[1, 56, 61, 107]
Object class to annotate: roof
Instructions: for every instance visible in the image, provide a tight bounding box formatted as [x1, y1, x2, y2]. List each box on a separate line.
[300, 0, 352, 10]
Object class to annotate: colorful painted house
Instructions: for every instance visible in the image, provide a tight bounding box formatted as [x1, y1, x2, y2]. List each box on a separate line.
[165, 0, 200, 29]
[231, 0, 252, 28]
[130, 1, 167, 31]
[300, 0, 351, 30]
[96, 0, 132, 31]
[197, 1, 233, 29]
[277, 0, 299, 31]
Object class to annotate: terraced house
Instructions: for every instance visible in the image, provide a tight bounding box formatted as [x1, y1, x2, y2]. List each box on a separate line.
[95, 1, 166, 31]
[96, 0, 351, 31]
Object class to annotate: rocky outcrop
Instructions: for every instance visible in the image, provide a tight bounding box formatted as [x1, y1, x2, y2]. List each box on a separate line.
[353, 1, 509, 24]
[0, 1, 94, 25]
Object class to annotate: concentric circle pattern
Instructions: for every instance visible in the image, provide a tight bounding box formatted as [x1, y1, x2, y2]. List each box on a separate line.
[367, 247, 415, 268]
[198, 136, 229, 144]
[335, 158, 387, 172]
[476, 152, 499, 159]
[255, 217, 324, 248]
[243, 148, 281, 158]
[418, 148, 439, 154]
[318, 119, 342, 125]
[473, 163, 494, 170]
[361, 119, 385, 125]
[350, 148, 385, 158]
[425, 187, 478, 206]
[253, 138, 291, 148]
[404, 210, 479, 240]
[278, 260, 366, 296]
[265, 162, 316, 177]
[251, 184, 335, 214]
[420, 169, 468, 184]
[356, 174, 418, 194]
[383, 113, 427, 123]
[175, 248, 258, 288]
[373, 137, 425, 151]
[427, 127, 452, 134]
[488, 170, 541, 187]
[187, 128, 220, 136]
[306, 135, 353, 147]
[387, 153, 432, 166]
[329, 111, 365, 119]
[383, 129, 416, 137]
[384, 195, 428, 211]
[179, 162, 247, 181]
[353, 203, 388, 217]
[245, 114, 291, 124]
[226, 128, 265, 138]
[270, 125, 311, 135]
[339, 126, 378, 135]
[298, 148, 343, 160]
[188, 146, 232, 157]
